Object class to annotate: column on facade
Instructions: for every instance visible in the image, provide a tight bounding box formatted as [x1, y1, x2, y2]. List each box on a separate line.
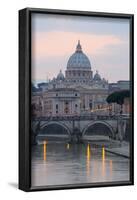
[92, 95, 95, 110]
[72, 100, 75, 115]
[52, 99, 56, 116]
[85, 94, 88, 111]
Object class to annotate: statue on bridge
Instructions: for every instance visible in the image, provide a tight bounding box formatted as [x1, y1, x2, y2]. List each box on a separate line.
[70, 128, 82, 144]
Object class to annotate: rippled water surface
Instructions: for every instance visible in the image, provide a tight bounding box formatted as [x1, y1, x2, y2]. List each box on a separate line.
[31, 142, 129, 187]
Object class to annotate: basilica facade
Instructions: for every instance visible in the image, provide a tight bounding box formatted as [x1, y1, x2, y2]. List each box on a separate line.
[32, 41, 110, 117]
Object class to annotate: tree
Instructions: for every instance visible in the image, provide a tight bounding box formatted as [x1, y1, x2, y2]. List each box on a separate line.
[106, 90, 130, 114]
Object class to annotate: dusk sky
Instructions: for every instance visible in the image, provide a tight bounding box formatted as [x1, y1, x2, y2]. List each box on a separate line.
[31, 13, 130, 85]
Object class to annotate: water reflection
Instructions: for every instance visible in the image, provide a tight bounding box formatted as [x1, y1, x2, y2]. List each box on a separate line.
[43, 141, 47, 161]
[102, 146, 105, 178]
[32, 142, 129, 187]
[93, 160, 97, 178]
[66, 143, 70, 150]
[86, 144, 91, 176]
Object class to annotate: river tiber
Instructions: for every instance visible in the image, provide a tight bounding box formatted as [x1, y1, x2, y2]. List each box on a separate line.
[31, 41, 130, 187]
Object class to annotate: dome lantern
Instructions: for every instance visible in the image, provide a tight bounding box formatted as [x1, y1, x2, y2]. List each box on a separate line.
[76, 40, 82, 53]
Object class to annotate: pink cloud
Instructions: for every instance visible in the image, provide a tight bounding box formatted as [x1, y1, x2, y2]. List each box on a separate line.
[32, 31, 123, 59]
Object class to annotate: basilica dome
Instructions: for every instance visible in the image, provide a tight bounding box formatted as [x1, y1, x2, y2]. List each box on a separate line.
[93, 71, 101, 81]
[67, 41, 91, 70]
[57, 70, 65, 81]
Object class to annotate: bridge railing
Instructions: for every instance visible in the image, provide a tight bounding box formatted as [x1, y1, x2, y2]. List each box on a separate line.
[32, 114, 126, 121]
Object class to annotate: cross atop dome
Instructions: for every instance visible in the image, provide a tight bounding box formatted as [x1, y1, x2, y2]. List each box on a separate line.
[76, 40, 82, 52]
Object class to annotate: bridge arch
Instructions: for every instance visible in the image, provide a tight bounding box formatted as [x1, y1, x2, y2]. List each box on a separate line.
[40, 121, 71, 137]
[82, 120, 115, 138]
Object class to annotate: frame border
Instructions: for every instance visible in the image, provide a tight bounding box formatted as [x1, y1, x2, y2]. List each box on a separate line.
[19, 7, 134, 192]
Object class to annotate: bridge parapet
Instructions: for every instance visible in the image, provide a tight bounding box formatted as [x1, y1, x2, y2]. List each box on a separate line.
[32, 114, 127, 122]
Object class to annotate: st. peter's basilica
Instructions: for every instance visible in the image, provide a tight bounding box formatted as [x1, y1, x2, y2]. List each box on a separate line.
[32, 41, 120, 117]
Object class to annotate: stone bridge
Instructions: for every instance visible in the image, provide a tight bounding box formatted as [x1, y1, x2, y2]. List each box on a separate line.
[32, 115, 129, 143]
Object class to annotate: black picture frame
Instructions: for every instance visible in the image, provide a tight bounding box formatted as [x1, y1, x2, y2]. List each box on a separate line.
[19, 7, 134, 192]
